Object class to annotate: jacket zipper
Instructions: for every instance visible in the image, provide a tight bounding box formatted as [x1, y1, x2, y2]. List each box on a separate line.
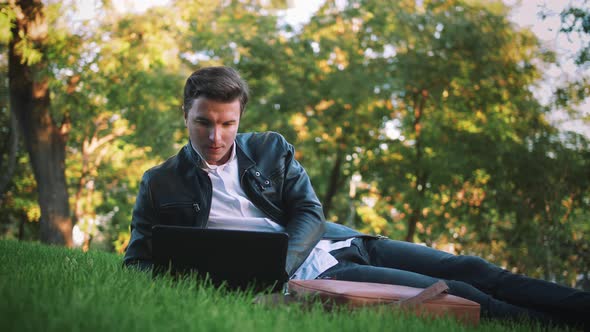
[160, 202, 197, 209]
[159, 201, 201, 226]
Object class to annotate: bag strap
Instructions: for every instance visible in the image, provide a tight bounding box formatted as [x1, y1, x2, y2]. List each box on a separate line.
[397, 280, 449, 307]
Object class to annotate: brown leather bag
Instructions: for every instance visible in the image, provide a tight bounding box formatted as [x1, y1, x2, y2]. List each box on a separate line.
[255, 280, 480, 326]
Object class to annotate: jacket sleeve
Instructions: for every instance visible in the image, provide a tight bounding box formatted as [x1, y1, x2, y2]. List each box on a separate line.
[123, 172, 156, 271]
[281, 140, 326, 276]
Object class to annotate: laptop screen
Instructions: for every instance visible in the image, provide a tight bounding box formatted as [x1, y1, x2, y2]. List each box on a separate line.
[152, 225, 289, 291]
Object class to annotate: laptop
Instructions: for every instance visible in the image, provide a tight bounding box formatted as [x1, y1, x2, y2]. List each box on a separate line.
[152, 225, 289, 291]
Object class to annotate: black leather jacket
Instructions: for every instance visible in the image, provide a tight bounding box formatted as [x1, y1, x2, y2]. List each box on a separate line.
[124, 131, 364, 276]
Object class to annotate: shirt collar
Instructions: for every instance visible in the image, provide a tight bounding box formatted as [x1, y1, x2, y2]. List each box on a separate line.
[191, 142, 236, 172]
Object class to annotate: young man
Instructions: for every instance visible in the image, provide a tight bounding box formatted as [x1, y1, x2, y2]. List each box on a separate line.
[124, 66, 589, 328]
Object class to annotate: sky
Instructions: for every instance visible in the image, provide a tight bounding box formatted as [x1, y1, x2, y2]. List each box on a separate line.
[506, 0, 589, 136]
[74, 0, 588, 136]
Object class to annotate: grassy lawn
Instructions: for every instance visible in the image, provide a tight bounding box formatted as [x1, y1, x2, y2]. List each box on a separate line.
[0, 239, 567, 332]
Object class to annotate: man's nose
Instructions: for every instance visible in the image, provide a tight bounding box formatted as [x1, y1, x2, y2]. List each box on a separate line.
[209, 126, 221, 143]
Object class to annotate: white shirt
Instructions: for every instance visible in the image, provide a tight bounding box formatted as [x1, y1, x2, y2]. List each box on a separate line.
[194, 143, 352, 280]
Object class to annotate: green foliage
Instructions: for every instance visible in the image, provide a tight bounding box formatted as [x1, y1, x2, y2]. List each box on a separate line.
[2, 3, 45, 66]
[13, 32, 44, 65]
[552, 2, 590, 109]
[0, 239, 558, 332]
[0, 154, 40, 240]
[0, 5, 16, 44]
[0, 12, 38, 241]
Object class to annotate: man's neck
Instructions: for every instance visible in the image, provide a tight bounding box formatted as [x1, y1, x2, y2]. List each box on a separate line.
[190, 141, 236, 171]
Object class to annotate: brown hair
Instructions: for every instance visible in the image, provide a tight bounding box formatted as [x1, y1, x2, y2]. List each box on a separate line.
[183, 66, 249, 115]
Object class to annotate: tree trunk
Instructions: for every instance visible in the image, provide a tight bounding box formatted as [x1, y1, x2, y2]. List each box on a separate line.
[322, 148, 345, 219]
[0, 109, 19, 198]
[8, 0, 72, 246]
[405, 91, 428, 242]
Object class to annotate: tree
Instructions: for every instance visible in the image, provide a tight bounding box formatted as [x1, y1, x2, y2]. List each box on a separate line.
[7, 0, 72, 245]
[554, 1, 590, 110]
[0, 29, 18, 199]
[59, 2, 186, 251]
[351, 0, 551, 242]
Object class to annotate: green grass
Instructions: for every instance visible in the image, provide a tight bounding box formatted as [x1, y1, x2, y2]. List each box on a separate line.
[0, 239, 567, 332]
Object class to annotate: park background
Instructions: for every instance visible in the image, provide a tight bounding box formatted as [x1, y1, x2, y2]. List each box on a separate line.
[1, 0, 589, 289]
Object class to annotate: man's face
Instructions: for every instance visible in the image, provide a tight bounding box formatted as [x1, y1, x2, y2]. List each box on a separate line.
[184, 97, 241, 165]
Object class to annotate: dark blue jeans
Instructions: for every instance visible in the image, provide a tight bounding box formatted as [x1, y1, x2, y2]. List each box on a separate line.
[319, 238, 589, 328]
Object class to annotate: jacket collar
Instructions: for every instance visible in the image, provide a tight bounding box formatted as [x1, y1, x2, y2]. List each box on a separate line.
[235, 136, 256, 176]
[185, 140, 207, 169]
